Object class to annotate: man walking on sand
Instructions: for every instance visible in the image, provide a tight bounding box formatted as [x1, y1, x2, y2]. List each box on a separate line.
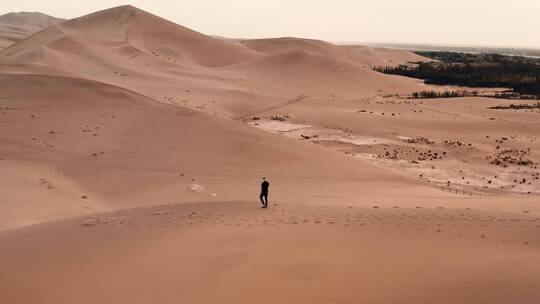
[260, 177, 269, 208]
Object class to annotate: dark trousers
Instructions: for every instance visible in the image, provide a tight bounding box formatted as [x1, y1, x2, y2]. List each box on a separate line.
[260, 192, 268, 207]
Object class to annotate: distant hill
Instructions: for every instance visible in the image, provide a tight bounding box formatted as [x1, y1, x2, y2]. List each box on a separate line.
[0, 12, 64, 50]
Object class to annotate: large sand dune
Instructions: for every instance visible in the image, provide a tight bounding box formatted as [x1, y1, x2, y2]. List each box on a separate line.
[0, 5, 539, 304]
[0, 5, 427, 118]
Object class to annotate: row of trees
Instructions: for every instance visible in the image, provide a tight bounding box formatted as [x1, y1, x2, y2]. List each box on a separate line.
[414, 51, 540, 65]
[411, 90, 476, 99]
[373, 52, 540, 98]
[489, 102, 540, 110]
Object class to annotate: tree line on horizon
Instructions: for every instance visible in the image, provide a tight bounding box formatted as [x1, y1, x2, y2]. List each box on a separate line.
[373, 51, 540, 99]
[411, 90, 478, 99]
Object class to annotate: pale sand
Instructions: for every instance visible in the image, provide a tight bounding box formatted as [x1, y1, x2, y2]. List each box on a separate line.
[1, 202, 539, 304]
[0, 5, 539, 304]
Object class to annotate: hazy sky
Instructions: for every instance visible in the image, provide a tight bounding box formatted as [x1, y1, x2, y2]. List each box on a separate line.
[3, 0, 540, 48]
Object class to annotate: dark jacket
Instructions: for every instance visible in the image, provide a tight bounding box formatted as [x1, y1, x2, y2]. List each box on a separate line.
[261, 181, 269, 194]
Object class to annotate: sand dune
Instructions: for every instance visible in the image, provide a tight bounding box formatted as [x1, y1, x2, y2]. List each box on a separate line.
[228, 49, 362, 73]
[0, 73, 435, 230]
[1, 201, 539, 304]
[241, 37, 428, 67]
[1, 4, 539, 304]
[2, 6, 261, 67]
[242, 37, 342, 56]
[0, 5, 427, 119]
[0, 12, 63, 51]
[343, 44, 429, 66]
[223, 48, 424, 101]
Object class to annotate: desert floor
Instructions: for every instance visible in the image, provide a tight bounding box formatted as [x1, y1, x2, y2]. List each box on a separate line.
[1, 5, 539, 304]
